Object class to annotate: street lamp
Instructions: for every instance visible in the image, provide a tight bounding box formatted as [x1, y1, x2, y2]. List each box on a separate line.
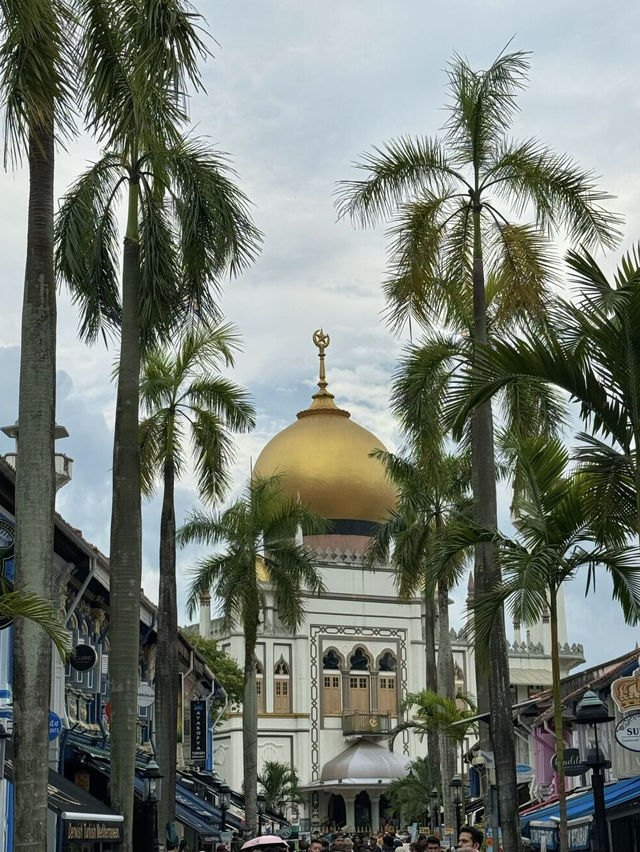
[220, 784, 231, 831]
[430, 786, 439, 835]
[449, 774, 462, 839]
[257, 793, 267, 837]
[576, 689, 614, 852]
[141, 758, 163, 852]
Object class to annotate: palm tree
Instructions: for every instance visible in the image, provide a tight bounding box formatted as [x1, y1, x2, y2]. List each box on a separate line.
[178, 474, 327, 832]
[1, 0, 74, 845]
[140, 325, 255, 835]
[336, 47, 621, 851]
[258, 761, 305, 817]
[392, 690, 478, 830]
[367, 446, 472, 829]
[452, 245, 640, 548]
[385, 757, 434, 826]
[55, 4, 260, 845]
[443, 437, 640, 852]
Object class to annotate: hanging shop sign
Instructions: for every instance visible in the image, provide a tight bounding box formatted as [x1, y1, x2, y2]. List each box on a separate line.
[49, 710, 62, 741]
[0, 515, 15, 630]
[137, 682, 155, 708]
[190, 699, 207, 760]
[66, 822, 123, 842]
[70, 644, 97, 672]
[551, 748, 587, 777]
[615, 711, 640, 752]
[612, 659, 640, 714]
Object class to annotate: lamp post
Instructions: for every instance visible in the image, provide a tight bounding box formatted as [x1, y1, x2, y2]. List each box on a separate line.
[257, 793, 267, 837]
[220, 784, 231, 831]
[575, 690, 614, 852]
[141, 758, 163, 852]
[449, 774, 462, 840]
[430, 786, 439, 835]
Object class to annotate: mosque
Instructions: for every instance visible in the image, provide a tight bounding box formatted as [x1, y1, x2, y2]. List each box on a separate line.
[197, 331, 585, 831]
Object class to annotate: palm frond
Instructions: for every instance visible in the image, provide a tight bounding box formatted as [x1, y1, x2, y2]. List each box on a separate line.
[335, 136, 465, 227]
[487, 138, 623, 249]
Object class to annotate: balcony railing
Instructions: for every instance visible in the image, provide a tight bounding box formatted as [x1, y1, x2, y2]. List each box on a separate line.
[342, 711, 392, 736]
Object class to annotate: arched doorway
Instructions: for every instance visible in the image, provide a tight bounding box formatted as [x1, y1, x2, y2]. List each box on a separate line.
[379, 794, 398, 829]
[328, 793, 346, 829]
[355, 791, 371, 831]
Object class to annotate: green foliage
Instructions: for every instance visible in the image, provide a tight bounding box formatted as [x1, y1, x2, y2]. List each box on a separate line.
[385, 757, 434, 825]
[396, 689, 478, 747]
[257, 761, 305, 814]
[182, 631, 244, 715]
[0, 581, 70, 659]
[139, 324, 255, 502]
[367, 446, 472, 599]
[179, 474, 328, 654]
[448, 245, 640, 543]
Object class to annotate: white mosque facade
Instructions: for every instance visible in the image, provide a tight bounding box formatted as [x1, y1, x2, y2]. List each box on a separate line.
[197, 332, 585, 831]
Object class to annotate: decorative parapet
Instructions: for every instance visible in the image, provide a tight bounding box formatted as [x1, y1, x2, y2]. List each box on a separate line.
[506, 640, 585, 659]
[311, 546, 367, 565]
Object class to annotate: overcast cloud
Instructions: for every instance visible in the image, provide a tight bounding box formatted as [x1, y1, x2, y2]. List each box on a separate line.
[1, 0, 639, 670]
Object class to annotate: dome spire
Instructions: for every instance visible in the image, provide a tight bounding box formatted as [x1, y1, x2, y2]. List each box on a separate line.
[298, 329, 350, 419]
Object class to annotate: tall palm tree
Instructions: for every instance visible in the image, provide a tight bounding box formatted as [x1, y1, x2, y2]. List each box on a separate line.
[392, 689, 478, 831]
[0, 0, 74, 845]
[258, 761, 305, 816]
[367, 446, 471, 829]
[139, 324, 255, 834]
[179, 474, 327, 832]
[55, 4, 261, 845]
[443, 437, 640, 852]
[452, 245, 640, 549]
[336, 48, 620, 851]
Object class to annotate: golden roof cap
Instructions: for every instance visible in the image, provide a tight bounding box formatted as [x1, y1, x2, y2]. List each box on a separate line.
[253, 330, 397, 526]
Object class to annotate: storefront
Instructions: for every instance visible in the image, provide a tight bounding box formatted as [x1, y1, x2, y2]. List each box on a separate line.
[4, 755, 123, 851]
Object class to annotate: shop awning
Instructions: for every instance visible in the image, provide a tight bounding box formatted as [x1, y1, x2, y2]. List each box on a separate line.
[521, 774, 640, 829]
[3, 757, 123, 841]
[72, 743, 233, 837]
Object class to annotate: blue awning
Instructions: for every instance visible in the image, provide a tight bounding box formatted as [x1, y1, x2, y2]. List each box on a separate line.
[521, 774, 640, 829]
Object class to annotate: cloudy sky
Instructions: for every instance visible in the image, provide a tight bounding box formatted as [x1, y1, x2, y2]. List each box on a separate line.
[1, 0, 639, 669]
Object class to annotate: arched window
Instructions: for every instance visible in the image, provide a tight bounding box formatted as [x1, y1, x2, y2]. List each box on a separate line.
[323, 649, 341, 670]
[377, 651, 398, 715]
[348, 647, 370, 712]
[349, 647, 370, 671]
[255, 659, 265, 713]
[378, 651, 397, 672]
[322, 649, 343, 717]
[273, 656, 291, 714]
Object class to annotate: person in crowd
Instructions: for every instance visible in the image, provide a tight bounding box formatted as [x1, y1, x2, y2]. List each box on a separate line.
[309, 841, 324, 852]
[368, 836, 382, 852]
[342, 839, 354, 852]
[456, 826, 483, 849]
[425, 837, 441, 851]
[242, 837, 292, 852]
[381, 835, 396, 852]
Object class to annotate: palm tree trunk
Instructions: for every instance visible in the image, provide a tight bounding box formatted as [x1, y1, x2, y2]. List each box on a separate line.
[13, 121, 57, 852]
[156, 455, 178, 841]
[471, 205, 521, 852]
[424, 585, 440, 788]
[550, 590, 568, 852]
[109, 174, 142, 852]
[437, 576, 456, 834]
[244, 626, 258, 833]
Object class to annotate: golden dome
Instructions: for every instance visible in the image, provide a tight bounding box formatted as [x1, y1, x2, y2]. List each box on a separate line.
[253, 331, 397, 528]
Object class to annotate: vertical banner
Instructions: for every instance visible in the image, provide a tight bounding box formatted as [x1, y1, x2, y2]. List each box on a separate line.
[190, 699, 207, 761]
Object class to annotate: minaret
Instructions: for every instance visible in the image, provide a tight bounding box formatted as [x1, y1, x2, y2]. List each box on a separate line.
[199, 592, 211, 638]
[1, 420, 73, 491]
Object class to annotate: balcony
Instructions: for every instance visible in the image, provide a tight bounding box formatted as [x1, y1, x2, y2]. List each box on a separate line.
[342, 711, 392, 737]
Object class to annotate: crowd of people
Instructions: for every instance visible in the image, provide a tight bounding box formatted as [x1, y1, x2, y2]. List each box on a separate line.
[239, 825, 485, 852]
